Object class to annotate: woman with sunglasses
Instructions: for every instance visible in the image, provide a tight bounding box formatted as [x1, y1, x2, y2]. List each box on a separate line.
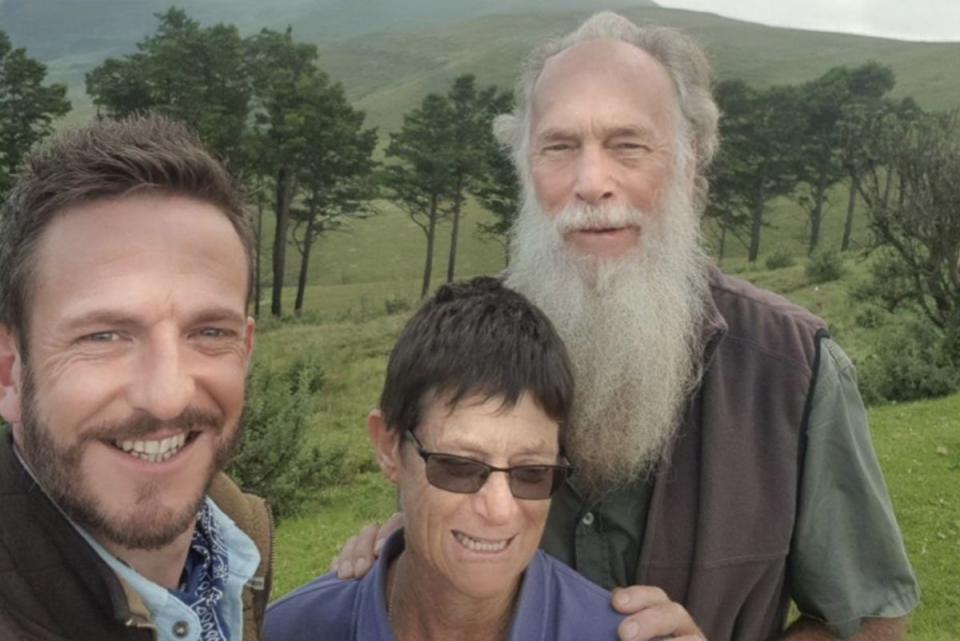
[265, 277, 624, 641]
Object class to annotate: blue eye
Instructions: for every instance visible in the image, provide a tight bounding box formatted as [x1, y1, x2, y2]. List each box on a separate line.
[198, 327, 229, 338]
[85, 331, 117, 342]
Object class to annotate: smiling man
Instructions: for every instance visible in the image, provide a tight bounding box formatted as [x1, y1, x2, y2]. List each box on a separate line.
[0, 116, 272, 641]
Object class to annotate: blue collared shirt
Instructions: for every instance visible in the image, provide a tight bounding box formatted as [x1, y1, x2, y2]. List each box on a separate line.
[265, 530, 625, 641]
[76, 497, 261, 641]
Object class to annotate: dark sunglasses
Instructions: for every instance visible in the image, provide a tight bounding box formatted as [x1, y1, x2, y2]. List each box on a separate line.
[403, 431, 572, 500]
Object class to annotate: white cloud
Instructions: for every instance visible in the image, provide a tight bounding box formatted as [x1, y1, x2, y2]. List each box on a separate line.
[657, 0, 960, 41]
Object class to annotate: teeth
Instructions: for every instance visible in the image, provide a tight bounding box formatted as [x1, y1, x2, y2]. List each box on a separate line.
[454, 531, 509, 553]
[112, 433, 189, 464]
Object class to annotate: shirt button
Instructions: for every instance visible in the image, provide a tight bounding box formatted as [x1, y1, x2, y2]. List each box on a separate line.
[581, 512, 595, 526]
[172, 621, 190, 638]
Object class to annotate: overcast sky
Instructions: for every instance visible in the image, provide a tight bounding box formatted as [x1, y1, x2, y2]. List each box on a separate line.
[657, 0, 960, 42]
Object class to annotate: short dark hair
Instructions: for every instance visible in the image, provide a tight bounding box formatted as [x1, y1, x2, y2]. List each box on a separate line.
[379, 277, 575, 446]
[0, 114, 253, 340]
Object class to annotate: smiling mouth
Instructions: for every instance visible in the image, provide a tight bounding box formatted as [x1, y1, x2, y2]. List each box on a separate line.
[109, 431, 199, 464]
[453, 531, 514, 553]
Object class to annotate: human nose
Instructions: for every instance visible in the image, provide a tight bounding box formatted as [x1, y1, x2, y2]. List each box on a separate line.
[473, 471, 518, 524]
[126, 330, 194, 421]
[574, 144, 615, 206]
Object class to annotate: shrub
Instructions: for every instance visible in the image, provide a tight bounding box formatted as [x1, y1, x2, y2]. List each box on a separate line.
[229, 358, 346, 519]
[853, 303, 889, 330]
[849, 249, 917, 314]
[383, 295, 411, 316]
[765, 247, 795, 270]
[858, 318, 960, 404]
[806, 249, 845, 284]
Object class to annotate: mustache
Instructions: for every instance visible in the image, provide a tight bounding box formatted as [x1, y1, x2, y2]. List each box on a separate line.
[553, 203, 648, 234]
[84, 407, 224, 442]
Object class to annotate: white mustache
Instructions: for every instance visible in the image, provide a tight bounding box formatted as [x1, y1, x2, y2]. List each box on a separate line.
[553, 204, 648, 234]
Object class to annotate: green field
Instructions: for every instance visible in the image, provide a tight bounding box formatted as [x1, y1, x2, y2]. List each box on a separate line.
[255, 249, 959, 639]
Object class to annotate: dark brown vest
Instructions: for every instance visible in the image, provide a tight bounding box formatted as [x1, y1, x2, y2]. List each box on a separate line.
[637, 269, 827, 641]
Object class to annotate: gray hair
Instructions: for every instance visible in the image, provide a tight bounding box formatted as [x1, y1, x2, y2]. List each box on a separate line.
[495, 11, 719, 206]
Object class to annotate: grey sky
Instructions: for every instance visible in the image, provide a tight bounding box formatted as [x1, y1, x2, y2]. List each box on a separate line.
[657, 0, 960, 42]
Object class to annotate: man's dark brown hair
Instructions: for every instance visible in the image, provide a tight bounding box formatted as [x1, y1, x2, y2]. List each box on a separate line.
[0, 114, 254, 342]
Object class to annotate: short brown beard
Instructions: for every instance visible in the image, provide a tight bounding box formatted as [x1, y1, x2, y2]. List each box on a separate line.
[506, 175, 708, 497]
[19, 361, 240, 550]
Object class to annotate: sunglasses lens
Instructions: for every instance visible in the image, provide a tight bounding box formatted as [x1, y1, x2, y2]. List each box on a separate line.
[509, 466, 568, 500]
[420, 448, 572, 500]
[425, 455, 488, 493]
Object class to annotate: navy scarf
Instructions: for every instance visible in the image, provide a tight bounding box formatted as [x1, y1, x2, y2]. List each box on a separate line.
[171, 502, 231, 641]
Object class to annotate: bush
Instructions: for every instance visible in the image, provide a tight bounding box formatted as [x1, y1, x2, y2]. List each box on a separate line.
[229, 358, 346, 519]
[849, 249, 918, 314]
[853, 303, 889, 330]
[858, 318, 960, 404]
[765, 247, 795, 270]
[806, 249, 845, 284]
[383, 295, 411, 316]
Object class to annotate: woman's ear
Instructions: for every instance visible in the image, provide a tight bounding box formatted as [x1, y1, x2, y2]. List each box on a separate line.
[367, 409, 402, 484]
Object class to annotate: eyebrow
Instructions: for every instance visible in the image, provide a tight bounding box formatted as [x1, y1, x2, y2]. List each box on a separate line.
[438, 436, 557, 461]
[188, 307, 248, 327]
[535, 127, 580, 143]
[61, 306, 246, 333]
[604, 124, 657, 140]
[535, 123, 657, 143]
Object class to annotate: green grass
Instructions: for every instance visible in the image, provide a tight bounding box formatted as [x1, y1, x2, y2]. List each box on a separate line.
[265, 319, 959, 640]
[869, 395, 960, 640]
[259, 259, 959, 639]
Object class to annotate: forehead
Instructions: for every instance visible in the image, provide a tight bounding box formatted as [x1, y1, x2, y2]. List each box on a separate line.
[29, 194, 248, 321]
[421, 393, 559, 451]
[530, 39, 679, 136]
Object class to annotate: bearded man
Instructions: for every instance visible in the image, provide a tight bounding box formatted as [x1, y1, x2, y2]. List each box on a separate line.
[0, 116, 272, 641]
[334, 12, 918, 641]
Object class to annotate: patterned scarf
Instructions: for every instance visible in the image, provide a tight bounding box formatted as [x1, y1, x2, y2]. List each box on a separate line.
[170, 502, 231, 641]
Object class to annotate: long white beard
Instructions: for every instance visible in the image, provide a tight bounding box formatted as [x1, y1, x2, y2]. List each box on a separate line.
[506, 178, 709, 497]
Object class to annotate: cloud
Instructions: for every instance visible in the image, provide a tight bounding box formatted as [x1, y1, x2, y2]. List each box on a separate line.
[657, 0, 960, 41]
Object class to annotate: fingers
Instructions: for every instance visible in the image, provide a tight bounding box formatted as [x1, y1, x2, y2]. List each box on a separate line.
[612, 586, 670, 614]
[328, 512, 406, 580]
[331, 523, 380, 579]
[613, 587, 706, 641]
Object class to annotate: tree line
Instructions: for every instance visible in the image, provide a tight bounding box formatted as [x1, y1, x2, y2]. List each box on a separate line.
[1, 8, 957, 352]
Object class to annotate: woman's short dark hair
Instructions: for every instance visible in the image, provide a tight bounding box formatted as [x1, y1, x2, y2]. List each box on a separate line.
[379, 277, 574, 445]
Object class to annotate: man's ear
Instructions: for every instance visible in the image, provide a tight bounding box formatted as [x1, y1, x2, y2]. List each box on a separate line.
[0, 326, 24, 427]
[367, 409, 402, 484]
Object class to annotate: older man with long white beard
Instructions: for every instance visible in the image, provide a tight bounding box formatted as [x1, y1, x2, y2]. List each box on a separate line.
[334, 12, 918, 641]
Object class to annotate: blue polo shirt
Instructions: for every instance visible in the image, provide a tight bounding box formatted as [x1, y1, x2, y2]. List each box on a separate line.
[265, 530, 624, 641]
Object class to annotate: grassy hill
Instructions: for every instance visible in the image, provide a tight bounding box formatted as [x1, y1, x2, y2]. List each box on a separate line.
[313, 6, 960, 135]
[257, 263, 960, 639]
[15, 2, 959, 131]
[2, 0, 657, 60]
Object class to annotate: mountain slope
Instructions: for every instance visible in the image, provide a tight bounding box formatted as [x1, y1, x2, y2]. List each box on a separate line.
[0, 0, 657, 60]
[312, 6, 960, 134]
